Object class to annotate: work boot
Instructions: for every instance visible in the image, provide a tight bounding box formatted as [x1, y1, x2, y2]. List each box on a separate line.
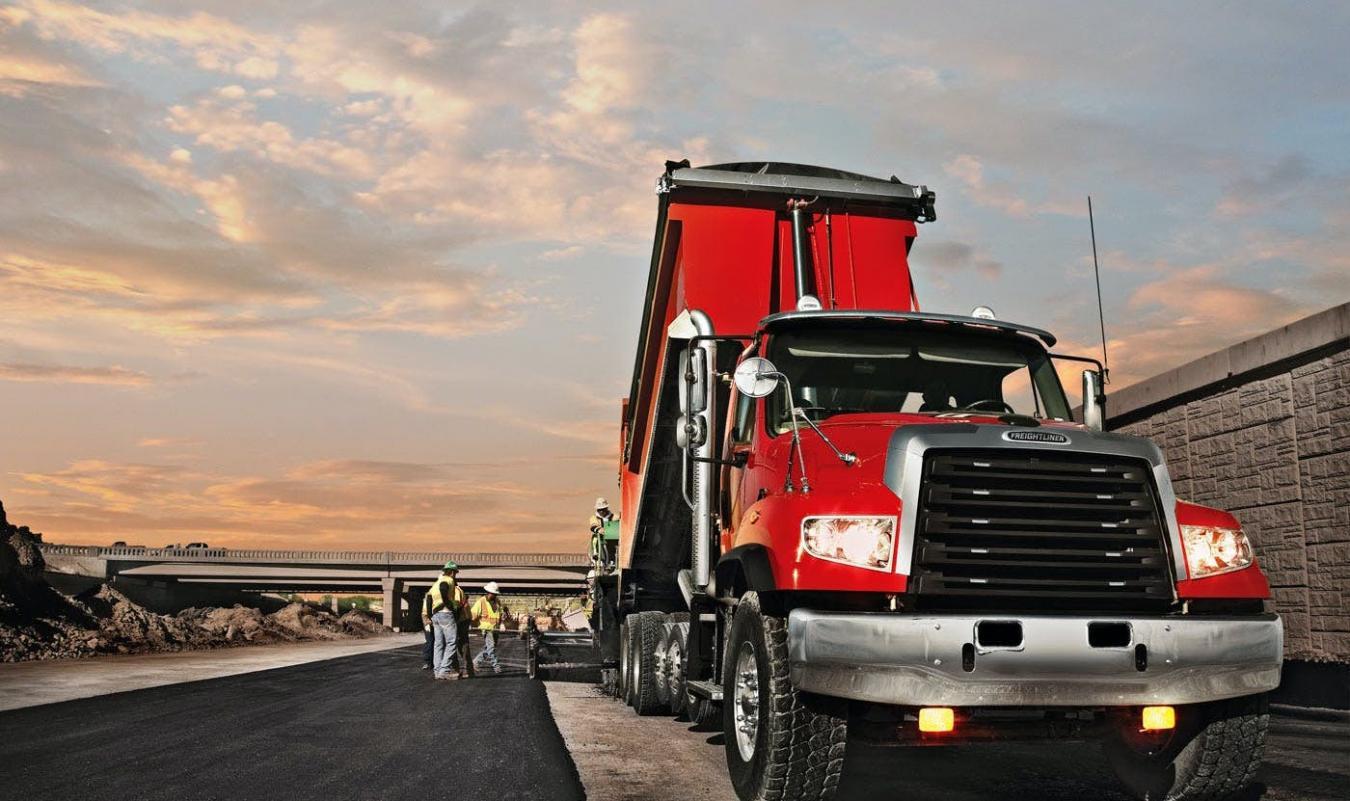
[458, 669, 469, 680]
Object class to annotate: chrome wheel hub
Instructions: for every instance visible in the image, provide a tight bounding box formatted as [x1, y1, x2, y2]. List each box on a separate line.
[732, 642, 760, 761]
[668, 641, 684, 701]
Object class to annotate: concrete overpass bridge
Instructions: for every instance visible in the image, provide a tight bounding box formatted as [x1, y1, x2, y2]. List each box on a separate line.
[39, 544, 591, 631]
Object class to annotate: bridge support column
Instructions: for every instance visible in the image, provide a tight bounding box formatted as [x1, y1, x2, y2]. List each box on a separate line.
[381, 578, 405, 631]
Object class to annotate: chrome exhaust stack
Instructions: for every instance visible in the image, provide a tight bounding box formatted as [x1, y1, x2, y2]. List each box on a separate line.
[668, 309, 717, 593]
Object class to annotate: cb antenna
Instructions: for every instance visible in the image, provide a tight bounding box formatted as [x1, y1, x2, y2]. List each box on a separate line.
[1087, 195, 1110, 383]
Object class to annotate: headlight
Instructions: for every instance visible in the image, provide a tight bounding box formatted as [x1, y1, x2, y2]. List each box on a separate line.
[801, 516, 896, 571]
[1181, 525, 1253, 579]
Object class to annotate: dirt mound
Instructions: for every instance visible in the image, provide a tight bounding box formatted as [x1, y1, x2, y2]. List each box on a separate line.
[0, 500, 54, 607]
[0, 500, 390, 662]
[339, 609, 383, 635]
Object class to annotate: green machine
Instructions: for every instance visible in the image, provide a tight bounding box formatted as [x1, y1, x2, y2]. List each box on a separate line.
[590, 518, 620, 572]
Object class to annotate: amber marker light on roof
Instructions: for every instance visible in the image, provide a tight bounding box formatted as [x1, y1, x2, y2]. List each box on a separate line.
[918, 707, 955, 733]
[1142, 706, 1176, 731]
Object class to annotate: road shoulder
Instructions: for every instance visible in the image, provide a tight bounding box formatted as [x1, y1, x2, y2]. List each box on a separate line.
[545, 681, 737, 801]
[0, 633, 420, 711]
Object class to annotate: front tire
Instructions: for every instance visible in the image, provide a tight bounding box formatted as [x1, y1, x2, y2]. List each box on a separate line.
[1105, 693, 1269, 801]
[722, 592, 847, 801]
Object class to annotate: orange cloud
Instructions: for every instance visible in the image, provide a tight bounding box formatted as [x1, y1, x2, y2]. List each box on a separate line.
[0, 361, 152, 386]
[11, 456, 595, 552]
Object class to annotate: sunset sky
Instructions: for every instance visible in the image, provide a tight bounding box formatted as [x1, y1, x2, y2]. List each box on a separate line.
[1, 2, 1346, 552]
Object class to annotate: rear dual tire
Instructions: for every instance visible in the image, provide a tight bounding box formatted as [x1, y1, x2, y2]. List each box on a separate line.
[660, 615, 691, 716]
[628, 611, 667, 716]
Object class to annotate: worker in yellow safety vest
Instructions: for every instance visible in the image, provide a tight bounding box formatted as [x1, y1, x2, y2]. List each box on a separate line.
[471, 581, 507, 674]
[426, 561, 462, 680]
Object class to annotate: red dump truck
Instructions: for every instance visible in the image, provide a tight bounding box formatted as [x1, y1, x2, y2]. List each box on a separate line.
[591, 161, 1281, 801]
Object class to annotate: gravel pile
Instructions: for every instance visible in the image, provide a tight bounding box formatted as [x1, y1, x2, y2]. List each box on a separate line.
[0, 500, 387, 662]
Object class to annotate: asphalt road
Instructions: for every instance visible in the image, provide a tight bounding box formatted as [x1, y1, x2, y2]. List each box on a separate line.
[0, 636, 583, 801]
[2, 634, 1346, 801]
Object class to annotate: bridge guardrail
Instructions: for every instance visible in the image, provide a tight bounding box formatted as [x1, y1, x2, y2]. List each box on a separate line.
[38, 543, 590, 567]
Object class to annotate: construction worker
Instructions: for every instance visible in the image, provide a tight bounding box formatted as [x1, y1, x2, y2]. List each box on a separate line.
[427, 561, 460, 680]
[471, 581, 507, 674]
[588, 497, 618, 571]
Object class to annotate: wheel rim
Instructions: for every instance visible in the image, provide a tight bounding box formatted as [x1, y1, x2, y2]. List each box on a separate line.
[668, 641, 684, 704]
[654, 637, 669, 696]
[732, 642, 760, 761]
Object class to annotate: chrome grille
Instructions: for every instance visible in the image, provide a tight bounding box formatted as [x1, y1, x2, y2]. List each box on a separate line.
[911, 449, 1174, 612]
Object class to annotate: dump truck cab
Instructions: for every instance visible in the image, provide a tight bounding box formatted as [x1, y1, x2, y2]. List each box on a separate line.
[600, 161, 1280, 801]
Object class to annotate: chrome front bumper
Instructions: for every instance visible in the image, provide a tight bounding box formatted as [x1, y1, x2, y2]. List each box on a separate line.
[787, 610, 1282, 707]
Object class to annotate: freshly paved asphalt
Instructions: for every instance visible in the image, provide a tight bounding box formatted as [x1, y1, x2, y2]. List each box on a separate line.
[3, 633, 1346, 801]
[0, 636, 583, 801]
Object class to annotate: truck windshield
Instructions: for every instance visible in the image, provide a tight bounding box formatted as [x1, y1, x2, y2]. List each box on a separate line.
[766, 325, 1071, 431]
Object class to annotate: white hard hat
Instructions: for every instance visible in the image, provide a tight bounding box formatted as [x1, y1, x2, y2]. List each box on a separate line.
[483, 581, 501, 594]
[595, 497, 609, 510]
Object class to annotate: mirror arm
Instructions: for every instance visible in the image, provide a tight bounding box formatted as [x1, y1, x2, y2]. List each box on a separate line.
[691, 452, 748, 468]
[763, 371, 810, 492]
[792, 407, 858, 466]
[1051, 352, 1107, 380]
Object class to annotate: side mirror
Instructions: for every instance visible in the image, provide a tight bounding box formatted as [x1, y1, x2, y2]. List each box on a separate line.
[734, 357, 780, 398]
[681, 346, 708, 415]
[1082, 369, 1106, 431]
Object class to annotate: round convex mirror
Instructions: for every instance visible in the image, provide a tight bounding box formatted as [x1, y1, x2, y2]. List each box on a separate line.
[733, 357, 780, 398]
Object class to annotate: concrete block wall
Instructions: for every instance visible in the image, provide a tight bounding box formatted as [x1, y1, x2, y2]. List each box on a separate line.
[1117, 348, 1349, 661]
[1109, 303, 1349, 676]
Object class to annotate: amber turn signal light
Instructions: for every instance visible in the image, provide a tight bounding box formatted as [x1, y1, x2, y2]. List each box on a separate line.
[1141, 706, 1176, 731]
[918, 707, 955, 733]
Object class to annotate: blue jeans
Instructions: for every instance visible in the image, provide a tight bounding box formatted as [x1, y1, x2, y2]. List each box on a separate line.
[431, 610, 458, 677]
[474, 630, 499, 670]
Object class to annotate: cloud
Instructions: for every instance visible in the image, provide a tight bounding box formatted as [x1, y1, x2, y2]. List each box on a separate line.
[1216, 155, 1311, 217]
[0, 361, 153, 385]
[165, 95, 377, 179]
[1107, 264, 1311, 386]
[3, 0, 280, 78]
[913, 240, 1002, 279]
[942, 154, 1079, 218]
[11, 455, 594, 551]
[137, 437, 203, 448]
